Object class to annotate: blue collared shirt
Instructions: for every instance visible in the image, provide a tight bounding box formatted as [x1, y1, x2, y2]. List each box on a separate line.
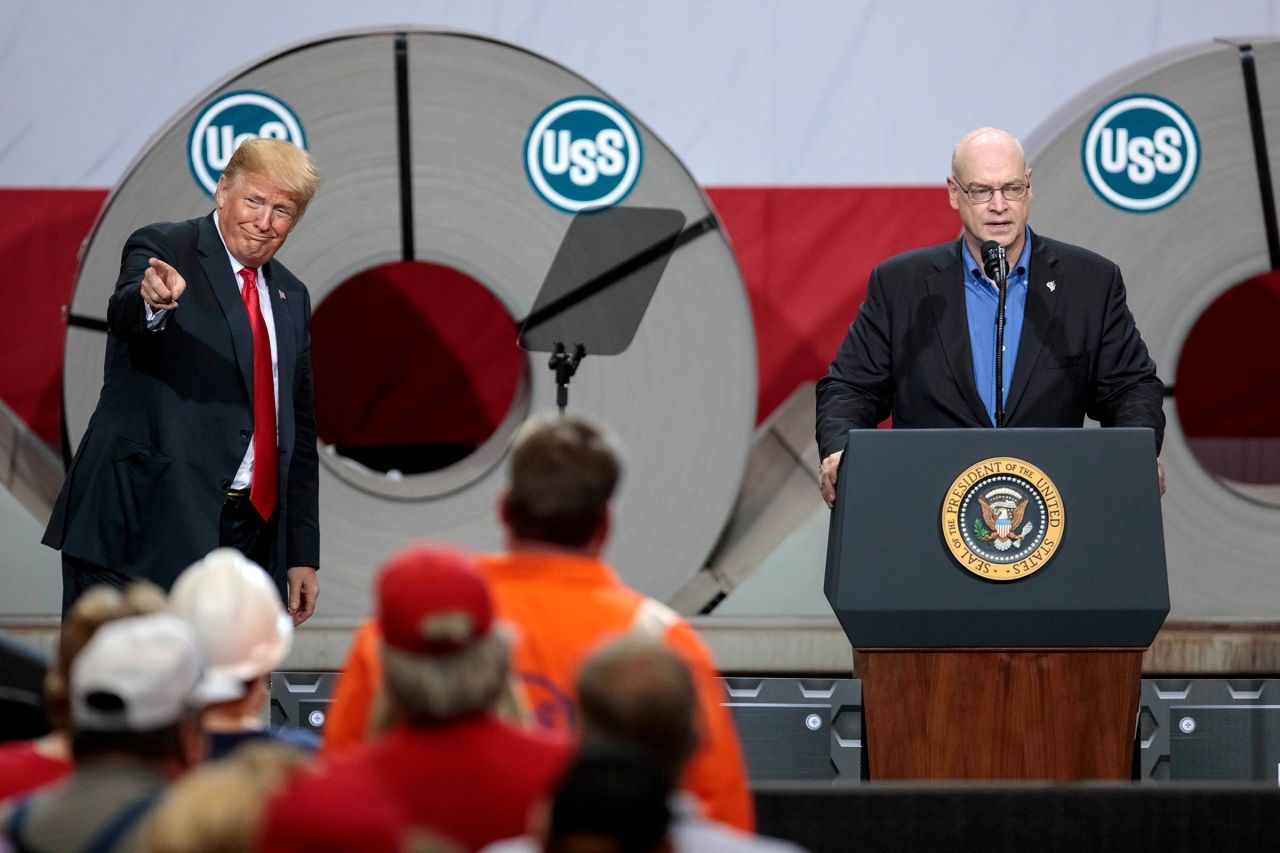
[962, 228, 1031, 426]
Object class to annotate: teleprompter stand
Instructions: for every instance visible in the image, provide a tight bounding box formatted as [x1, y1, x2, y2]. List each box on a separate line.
[519, 207, 686, 414]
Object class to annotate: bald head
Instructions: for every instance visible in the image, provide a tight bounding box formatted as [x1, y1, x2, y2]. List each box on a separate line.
[577, 637, 699, 785]
[951, 127, 1027, 184]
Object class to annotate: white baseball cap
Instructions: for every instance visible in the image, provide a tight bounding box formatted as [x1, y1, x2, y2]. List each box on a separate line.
[70, 613, 241, 732]
[169, 548, 293, 687]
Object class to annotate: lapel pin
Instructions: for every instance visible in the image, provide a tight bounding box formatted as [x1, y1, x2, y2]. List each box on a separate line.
[278, 289, 287, 301]
[1045, 280, 1056, 292]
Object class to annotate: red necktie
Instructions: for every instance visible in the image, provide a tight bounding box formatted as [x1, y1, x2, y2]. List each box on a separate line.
[240, 267, 278, 520]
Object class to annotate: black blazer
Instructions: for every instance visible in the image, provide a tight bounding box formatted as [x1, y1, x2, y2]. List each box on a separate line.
[44, 214, 319, 593]
[815, 232, 1164, 459]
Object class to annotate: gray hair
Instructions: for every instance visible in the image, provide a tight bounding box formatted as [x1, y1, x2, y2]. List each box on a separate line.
[379, 628, 511, 722]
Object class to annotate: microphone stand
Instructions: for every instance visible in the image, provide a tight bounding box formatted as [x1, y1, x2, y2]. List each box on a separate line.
[549, 342, 586, 416]
[992, 248, 1008, 428]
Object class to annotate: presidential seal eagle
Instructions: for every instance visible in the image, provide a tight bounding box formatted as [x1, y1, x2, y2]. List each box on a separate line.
[979, 496, 1030, 551]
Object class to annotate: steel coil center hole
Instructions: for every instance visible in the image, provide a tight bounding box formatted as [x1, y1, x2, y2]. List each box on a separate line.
[1175, 270, 1280, 506]
[311, 261, 523, 476]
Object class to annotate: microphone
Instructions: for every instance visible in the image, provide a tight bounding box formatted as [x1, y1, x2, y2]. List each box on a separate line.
[981, 240, 1008, 286]
[980, 241, 1009, 428]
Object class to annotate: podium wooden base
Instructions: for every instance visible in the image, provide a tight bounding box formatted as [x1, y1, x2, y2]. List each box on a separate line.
[859, 648, 1143, 780]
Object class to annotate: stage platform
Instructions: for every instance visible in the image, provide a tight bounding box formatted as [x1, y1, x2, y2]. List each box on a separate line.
[6, 617, 1280, 675]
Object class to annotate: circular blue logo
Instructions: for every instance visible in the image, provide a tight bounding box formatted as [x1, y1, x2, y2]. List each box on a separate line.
[524, 96, 643, 213]
[1081, 94, 1199, 213]
[188, 90, 307, 196]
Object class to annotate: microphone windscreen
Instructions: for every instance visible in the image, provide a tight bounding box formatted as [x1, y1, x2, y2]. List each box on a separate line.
[981, 241, 1004, 280]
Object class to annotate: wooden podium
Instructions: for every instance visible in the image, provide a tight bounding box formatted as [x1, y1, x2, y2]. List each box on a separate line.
[826, 429, 1168, 781]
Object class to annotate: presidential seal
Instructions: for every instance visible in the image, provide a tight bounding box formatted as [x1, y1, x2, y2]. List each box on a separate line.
[940, 457, 1064, 581]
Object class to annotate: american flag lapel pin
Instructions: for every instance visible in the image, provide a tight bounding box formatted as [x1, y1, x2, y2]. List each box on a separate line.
[278, 289, 287, 301]
[1045, 280, 1056, 293]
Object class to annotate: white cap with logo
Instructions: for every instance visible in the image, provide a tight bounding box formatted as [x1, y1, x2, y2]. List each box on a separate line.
[70, 612, 240, 732]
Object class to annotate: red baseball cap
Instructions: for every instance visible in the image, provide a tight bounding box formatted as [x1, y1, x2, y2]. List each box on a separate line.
[377, 544, 494, 656]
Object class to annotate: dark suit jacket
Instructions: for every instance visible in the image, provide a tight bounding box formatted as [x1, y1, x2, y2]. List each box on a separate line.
[815, 232, 1165, 459]
[44, 214, 320, 593]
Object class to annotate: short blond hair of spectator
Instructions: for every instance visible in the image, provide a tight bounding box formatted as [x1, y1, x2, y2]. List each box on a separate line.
[139, 742, 309, 853]
[44, 581, 167, 732]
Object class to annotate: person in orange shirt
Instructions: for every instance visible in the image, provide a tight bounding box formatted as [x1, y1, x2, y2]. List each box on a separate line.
[323, 414, 754, 832]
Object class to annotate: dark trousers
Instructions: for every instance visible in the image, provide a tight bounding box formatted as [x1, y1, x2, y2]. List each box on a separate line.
[60, 555, 131, 614]
[60, 492, 276, 615]
[219, 491, 276, 570]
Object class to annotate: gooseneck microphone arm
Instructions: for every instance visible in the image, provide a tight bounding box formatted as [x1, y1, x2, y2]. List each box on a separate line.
[981, 241, 1009, 428]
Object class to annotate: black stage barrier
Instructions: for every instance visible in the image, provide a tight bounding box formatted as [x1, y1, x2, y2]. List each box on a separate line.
[274, 674, 1280, 785]
[754, 781, 1280, 853]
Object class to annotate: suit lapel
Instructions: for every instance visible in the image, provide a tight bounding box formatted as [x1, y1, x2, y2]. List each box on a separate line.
[925, 241, 992, 427]
[198, 215, 254, 400]
[265, 262, 295, 449]
[1003, 233, 1063, 421]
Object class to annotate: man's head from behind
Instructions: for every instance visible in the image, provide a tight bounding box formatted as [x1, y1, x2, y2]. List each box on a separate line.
[543, 740, 673, 853]
[69, 613, 231, 770]
[576, 637, 699, 787]
[501, 413, 623, 553]
[377, 544, 510, 724]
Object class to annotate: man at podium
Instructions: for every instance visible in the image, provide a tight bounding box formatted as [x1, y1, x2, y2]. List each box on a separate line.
[815, 126, 1165, 508]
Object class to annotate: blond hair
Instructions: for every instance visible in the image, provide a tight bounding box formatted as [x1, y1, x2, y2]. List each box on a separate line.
[222, 138, 322, 212]
[139, 742, 310, 853]
[45, 582, 167, 732]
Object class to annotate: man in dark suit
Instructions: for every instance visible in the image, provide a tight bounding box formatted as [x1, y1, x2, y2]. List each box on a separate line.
[816, 127, 1165, 507]
[44, 138, 321, 624]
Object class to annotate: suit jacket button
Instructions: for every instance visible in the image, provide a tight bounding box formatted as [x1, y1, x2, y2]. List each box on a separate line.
[220, 479, 231, 490]
[240, 428, 251, 438]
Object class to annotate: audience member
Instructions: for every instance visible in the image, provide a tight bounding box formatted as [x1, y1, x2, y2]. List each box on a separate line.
[0, 582, 166, 803]
[139, 741, 310, 853]
[324, 414, 753, 830]
[488, 638, 805, 853]
[259, 544, 571, 852]
[537, 741, 675, 853]
[579, 639, 805, 851]
[168, 548, 316, 759]
[0, 613, 233, 852]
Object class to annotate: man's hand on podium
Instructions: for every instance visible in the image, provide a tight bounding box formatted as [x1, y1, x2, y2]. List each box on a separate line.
[1158, 457, 1166, 497]
[820, 450, 843, 509]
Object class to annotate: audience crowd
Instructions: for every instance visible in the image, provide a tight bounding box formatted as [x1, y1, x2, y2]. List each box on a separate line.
[0, 414, 804, 852]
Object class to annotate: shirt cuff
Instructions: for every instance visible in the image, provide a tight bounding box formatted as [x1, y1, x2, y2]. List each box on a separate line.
[144, 303, 169, 330]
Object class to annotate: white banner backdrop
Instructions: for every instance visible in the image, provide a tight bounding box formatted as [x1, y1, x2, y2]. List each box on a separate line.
[3, 0, 1280, 623]
[1, 1, 1276, 187]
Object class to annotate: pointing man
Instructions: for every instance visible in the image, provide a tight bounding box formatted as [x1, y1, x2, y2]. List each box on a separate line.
[45, 138, 322, 624]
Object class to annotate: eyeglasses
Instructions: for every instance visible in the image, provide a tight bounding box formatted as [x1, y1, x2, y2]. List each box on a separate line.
[954, 180, 1029, 203]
